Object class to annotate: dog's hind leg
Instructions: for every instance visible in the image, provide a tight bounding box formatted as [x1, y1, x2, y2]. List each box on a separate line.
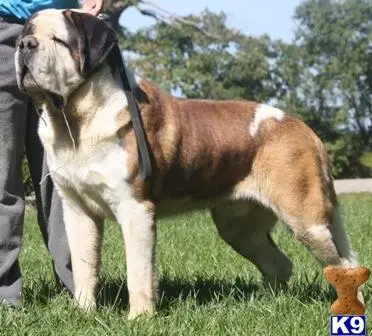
[288, 205, 357, 268]
[258, 174, 359, 271]
[275, 187, 363, 303]
[238, 174, 361, 301]
[210, 201, 293, 285]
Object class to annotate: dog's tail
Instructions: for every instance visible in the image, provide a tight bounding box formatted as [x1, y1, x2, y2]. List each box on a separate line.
[329, 202, 358, 267]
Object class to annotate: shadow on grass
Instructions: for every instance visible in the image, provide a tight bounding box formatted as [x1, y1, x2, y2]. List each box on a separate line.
[23, 278, 72, 306]
[96, 277, 260, 310]
[95, 274, 349, 311]
[24, 274, 371, 312]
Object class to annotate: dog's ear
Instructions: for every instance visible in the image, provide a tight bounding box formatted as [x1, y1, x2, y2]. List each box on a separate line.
[63, 10, 117, 77]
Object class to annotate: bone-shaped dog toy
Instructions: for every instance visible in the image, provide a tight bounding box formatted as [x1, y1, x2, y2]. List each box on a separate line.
[323, 266, 370, 315]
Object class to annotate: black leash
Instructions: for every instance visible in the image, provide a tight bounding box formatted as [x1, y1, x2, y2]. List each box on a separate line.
[99, 14, 153, 180]
[110, 45, 153, 180]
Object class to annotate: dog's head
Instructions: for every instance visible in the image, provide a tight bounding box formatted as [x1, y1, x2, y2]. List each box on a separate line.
[15, 9, 117, 99]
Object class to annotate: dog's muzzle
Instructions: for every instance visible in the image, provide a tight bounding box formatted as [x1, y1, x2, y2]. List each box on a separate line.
[16, 35, 39, 85]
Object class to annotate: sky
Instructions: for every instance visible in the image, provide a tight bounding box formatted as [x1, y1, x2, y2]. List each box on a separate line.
[120, 0, 303, 42]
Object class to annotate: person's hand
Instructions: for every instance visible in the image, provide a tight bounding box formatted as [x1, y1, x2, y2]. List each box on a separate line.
[82, 0, 104, 16]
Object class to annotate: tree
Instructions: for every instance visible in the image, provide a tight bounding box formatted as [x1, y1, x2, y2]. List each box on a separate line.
[104, 0, 226, 38]
[276, 0, 372, 177]
[120, 11, 279, 103]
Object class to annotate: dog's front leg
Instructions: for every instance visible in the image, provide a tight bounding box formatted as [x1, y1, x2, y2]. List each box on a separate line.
[62, 199, 103, 310]
[116, 200, 157, 319]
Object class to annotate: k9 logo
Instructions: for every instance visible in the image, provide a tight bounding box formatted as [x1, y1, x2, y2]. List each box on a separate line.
[330, 316, 366, 336]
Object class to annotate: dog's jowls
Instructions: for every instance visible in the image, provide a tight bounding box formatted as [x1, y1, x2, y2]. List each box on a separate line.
[15, 9, 362, 319]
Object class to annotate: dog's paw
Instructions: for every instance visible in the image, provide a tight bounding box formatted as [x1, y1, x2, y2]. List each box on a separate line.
[78, 299, 96, 312]
[74, 289, 97, 312]
[128, 294, 155, 320]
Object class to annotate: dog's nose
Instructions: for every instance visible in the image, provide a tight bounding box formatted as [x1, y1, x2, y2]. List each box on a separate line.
[19, 35, 39, 50]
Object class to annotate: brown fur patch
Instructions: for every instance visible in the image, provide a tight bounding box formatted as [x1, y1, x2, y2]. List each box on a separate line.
[117, 80, 261, 201]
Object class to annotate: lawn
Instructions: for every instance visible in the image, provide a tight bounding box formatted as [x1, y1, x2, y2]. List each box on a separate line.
[1, 193, 371, 335]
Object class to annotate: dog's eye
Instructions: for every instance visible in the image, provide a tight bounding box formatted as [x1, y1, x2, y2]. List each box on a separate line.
[52, 37, 69, 48]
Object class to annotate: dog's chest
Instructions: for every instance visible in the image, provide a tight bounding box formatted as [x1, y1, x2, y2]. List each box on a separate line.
[47, 139, 132, 218]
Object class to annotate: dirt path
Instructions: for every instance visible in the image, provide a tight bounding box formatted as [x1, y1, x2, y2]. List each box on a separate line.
[334, 178, 372, 194]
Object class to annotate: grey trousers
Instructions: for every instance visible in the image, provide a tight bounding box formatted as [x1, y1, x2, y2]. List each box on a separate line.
[0, 20, 73, 305]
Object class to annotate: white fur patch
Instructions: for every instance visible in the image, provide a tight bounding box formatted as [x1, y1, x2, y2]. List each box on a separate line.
[250, 104, 284, 136]
[49, 139, 130, 219]
[307, 225, 332, 241]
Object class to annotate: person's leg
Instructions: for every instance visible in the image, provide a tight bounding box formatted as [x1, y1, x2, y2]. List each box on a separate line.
[0, 21, 27, 306]
[25, 102, 74, 294]
[42, 158, 74, 294]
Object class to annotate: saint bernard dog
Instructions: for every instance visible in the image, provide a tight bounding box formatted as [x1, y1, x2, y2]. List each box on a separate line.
[15, 9, 362, 319]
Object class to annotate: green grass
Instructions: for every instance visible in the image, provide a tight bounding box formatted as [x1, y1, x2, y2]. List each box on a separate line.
[1, 194, 371, 335]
